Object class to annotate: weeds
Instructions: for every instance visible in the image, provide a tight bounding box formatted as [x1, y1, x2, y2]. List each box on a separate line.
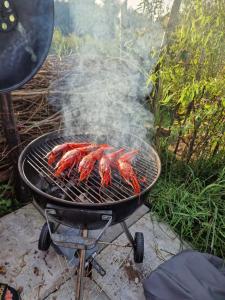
[150, 155, 225, 258]
[0, 184, 20, 217]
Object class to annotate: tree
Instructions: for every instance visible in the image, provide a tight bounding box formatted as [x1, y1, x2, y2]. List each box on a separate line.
[150, 0, 225, 162]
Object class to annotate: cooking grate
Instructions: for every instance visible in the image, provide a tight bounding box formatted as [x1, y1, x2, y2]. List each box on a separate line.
[25, 133, 159, 204]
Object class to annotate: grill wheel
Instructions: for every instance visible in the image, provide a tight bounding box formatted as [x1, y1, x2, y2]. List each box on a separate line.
[134, 232, 144, 263]
[38, 222, 54, 251]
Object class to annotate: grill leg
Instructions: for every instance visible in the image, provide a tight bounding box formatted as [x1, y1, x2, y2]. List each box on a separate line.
[75, 228, 88, 300]
[0, 93, 27, 202]
[121, 221, 135, 249]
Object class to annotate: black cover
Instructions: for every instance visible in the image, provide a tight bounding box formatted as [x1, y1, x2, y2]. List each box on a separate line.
[0, 0, 54, 92]
[0, 283, 20, 300]
[143, 250, 225, 300]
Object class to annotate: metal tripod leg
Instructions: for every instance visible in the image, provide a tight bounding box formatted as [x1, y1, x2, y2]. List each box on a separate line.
[75, 228, 88, 300]
[121, 221, 135, 249]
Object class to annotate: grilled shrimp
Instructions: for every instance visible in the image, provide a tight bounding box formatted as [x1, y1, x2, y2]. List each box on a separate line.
[116, 150, 140, 194]
[54, 144, 99, 177]
[117, 150, 139, 163]
[46, 142, 90, 165]
[99, 149, 125, 187]
[78, 145, 113, 182]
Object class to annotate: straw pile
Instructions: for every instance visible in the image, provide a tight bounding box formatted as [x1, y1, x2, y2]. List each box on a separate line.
[0, 55, 71, 185]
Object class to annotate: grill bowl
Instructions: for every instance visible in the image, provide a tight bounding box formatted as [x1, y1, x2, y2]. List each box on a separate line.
[18, 130, 161, 229]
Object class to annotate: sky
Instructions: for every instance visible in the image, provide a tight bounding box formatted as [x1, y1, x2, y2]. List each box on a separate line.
[127, 0, 142, 9]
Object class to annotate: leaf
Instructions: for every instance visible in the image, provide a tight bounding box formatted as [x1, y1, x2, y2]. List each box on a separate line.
[161, 93, 176, 105]
[147, 73, 157, 86]
[222, 98, 225, 108]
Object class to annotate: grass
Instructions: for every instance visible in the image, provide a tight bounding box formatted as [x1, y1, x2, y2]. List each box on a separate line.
[0, 184, 20, 217]
[149, 148, 225, 258]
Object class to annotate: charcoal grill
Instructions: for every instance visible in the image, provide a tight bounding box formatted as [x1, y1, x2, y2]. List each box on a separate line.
[18, 129, 161, 300]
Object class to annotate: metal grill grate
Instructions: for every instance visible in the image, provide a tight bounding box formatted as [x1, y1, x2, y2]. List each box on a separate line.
[25, 133, 160, 204]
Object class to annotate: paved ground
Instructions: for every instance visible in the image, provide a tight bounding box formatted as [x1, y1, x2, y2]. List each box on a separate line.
[0, 203, 187, 300]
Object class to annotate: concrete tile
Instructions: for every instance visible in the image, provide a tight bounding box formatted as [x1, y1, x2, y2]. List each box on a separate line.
[0, 204, 149, 299]
[0, 204, 70, 300]
[0, 203, 189, 300]
[92, 213, 188, 300]
[45, 277, 109, 300]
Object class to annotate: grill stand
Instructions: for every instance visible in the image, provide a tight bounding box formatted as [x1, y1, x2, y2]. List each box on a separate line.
[39, 207, 143, 300]
[0, 93, 26, 202]
[121, 221, 136, 248]
[76, 228, 87, 300]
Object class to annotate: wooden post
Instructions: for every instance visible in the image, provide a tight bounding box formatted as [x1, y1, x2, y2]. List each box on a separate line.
[75, 228, 88, 300]
[0, 93, 25, 202]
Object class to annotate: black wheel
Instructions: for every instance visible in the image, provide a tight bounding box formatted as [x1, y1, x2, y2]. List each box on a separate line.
[134, 232, 144, 263]
[38, 222, 54, 251]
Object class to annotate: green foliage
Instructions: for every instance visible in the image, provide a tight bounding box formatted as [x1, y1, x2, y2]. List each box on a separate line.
[0, 198, 13, 216]
[51, 29, 82, 58]
[137, 0, 164, 19]
[150, 0, 225, 162]
[150, 155, 225, 258]
[0, 184, 19, 217]
[146, 0, 225, 258]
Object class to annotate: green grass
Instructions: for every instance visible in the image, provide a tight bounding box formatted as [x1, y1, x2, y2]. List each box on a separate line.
[0, 184, 20, 217]
[150, 150, 225, 258]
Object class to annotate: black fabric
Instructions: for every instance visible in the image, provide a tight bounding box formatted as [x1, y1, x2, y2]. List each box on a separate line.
[143, 250, 225, 300]
[0, 0, 54, 92]
[0, 284, 20, 300]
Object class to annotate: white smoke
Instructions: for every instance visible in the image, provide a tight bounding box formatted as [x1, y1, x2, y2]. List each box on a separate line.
[52, 0, 164, 146]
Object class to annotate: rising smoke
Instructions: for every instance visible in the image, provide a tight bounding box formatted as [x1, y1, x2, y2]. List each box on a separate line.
[52, 0, 164, 146]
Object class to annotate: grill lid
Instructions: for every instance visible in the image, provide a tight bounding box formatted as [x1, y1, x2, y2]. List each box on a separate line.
[0, 0, 54, 92]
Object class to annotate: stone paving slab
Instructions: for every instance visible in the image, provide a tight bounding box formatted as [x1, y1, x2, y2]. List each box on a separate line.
[92, 213, 188, 300]
[0, 203, 149, 299]
[45, 277, 109, 300]
[44, 213, 188, 300]
[0, 204, 71, 300]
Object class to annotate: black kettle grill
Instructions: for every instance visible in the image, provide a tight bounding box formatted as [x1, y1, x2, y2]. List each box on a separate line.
[18, 129, 161, 300]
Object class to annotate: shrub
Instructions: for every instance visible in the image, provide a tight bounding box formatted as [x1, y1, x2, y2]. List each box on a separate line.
[150, 0, 225, 162]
